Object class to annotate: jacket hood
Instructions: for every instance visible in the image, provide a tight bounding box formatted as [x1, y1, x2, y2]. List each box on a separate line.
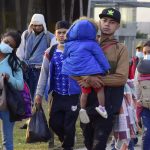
[66, 20, 97, 41]
[28, 14, 47, 34]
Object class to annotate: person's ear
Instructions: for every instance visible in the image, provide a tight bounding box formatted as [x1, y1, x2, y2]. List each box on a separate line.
[116, 23, 120, 30]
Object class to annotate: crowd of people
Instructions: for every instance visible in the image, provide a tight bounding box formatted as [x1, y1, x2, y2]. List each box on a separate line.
[0, 7, 150, 150]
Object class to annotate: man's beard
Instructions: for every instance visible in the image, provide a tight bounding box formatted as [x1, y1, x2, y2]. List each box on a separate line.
[34, 29, 44, 35]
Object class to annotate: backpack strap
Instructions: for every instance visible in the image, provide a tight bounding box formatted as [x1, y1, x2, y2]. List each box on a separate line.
[49, 44, 58, 60]
[30, 33, 44, 58]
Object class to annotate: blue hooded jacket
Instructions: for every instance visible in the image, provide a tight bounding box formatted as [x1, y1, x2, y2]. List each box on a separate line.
[62, 20, 110, 76]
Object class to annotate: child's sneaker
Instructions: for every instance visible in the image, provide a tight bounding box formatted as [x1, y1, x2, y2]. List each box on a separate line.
[79, 109, 90, 124]
[95, 105, 108, 118]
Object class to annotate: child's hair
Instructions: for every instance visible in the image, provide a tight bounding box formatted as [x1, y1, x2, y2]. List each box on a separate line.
[73, 16, 98, 32]
[2, 30, 22, 73]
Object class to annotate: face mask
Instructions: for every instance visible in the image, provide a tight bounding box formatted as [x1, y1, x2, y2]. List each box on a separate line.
[0, 42, 13, 54]
[136, 51, 143, 59]
[144, 54, 150, 60]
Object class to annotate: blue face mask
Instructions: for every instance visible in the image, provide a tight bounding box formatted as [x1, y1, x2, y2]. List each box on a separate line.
[144, 54, 150, 60]
[136, 51, 143, 59]
[0, 42, 13, 54]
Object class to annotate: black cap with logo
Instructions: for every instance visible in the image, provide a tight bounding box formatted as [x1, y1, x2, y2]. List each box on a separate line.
[99, 8, 121, 23]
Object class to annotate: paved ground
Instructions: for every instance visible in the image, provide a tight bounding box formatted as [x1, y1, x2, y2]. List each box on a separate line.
[76, 136, 142, 150]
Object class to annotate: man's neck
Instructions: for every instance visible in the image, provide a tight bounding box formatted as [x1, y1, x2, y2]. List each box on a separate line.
[101, 33, 114, 39]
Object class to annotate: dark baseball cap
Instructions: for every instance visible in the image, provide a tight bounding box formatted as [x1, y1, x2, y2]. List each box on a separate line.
[99, 8, 121, 23]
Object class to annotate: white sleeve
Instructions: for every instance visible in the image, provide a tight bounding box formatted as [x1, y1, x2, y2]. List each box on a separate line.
[36, 54, 50, 96]
[50, 37, 58, 47]
[16, 31, 27, 61]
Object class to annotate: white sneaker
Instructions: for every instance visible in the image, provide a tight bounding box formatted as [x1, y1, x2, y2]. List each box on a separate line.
[79, 109, 90, 124]
[95, 105, 108, 118]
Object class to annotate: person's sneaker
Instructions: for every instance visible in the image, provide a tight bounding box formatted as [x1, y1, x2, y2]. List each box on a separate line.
[95, 105, 108, 118]
[79, 109, 90, 124]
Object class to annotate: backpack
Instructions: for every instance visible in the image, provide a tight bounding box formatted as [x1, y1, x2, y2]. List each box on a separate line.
[139, 80, 150, 109]
[129, 56, 139, 79]
[19, 81, 32, 119]
[137, 59, 150, 109]
[48, 44, 58, 60]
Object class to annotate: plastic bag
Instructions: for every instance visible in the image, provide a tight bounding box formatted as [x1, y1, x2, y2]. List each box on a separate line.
[5, 80, 25, 122]
[26, 104, 51, 143]
[6, 81, 32, 122]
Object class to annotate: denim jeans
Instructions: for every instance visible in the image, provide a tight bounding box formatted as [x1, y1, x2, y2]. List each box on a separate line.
[0, 111, 15, 150]
[128, 139, 134, 150]
[141, 108, 150, 150]
[24, 67, 41, 101]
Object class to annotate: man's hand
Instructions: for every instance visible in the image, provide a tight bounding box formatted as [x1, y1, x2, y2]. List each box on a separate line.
[85, 76, 104, 88]
[34, 95, 42, 105]
[78, 76, 104, 88]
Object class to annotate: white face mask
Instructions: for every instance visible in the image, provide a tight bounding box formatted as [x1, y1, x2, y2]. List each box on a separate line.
[0, 42, 13, 54]
[144, 54, 150, 60]
[136, 51, 143, 59]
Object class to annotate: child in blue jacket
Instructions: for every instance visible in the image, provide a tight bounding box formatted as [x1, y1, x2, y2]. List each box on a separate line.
[62, 17, 110, 123]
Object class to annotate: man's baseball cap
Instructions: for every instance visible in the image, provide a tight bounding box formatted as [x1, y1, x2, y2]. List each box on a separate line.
[99, 8, 121, 23]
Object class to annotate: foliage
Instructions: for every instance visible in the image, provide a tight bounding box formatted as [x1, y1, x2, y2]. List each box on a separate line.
[136, 31, 147, 39]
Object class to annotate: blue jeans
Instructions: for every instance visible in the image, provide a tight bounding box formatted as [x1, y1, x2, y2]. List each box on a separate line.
[0, 111, 15, 150]
[128, 139, 134, 150]
[141, 108, 150, 150]
[24, 67, 41, 101]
